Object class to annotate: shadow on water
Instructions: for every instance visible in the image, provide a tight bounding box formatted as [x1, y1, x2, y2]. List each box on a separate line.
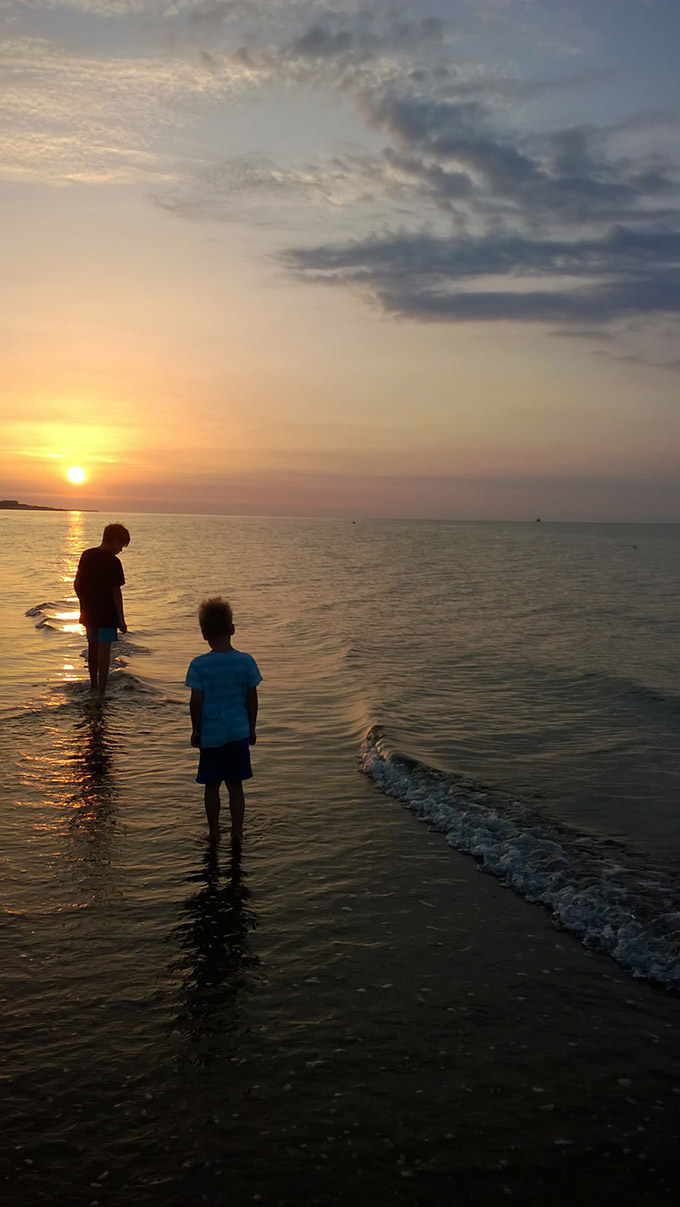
[173, 844, 259, 1060]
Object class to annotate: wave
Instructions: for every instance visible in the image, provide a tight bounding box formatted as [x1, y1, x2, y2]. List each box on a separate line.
[608, 675, 680, 720]
[34, 618, 74, 632]
[26, 602, 152, 656]
[545, 667, 680, 723]
[117, 638, 151, 656]
[26, 601, 56, 617]
[27, 599, 80, 634]
[26, 599, 75, 615]
[361, 727, 680, 991]
[58, 670, 162, 699]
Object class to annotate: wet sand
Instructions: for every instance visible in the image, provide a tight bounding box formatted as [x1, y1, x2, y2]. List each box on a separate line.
[3, 725, 678, 1207]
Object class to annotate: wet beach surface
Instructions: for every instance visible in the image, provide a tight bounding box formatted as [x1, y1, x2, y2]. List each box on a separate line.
[2, 695, 678, 1207]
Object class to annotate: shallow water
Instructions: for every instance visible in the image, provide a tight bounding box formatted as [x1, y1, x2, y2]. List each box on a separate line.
[4, 512, 680, 979]
[2, 511, 679, 1203]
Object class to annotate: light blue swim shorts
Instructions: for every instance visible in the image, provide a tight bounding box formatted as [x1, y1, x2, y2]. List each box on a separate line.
[86, 627, 118, 643]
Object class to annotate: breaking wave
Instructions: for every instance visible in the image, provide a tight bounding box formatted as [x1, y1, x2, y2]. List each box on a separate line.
[361, 727, 680, 991]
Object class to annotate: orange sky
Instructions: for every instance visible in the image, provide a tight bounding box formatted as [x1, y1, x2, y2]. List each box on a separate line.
[2, 2, 679, 520]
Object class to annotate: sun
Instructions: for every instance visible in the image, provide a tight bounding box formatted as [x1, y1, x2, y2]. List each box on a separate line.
[67, 465, 86, 484]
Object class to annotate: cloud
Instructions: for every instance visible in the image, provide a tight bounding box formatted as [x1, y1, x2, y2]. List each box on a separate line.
[284, 226, 680, 280]
[156, 4, 680, 336]
[6, 0, 679, 343]
[0, 34, 257, 182]
[153, 149, 396, 226]
[188, 2, 240, 25]
[20, 1, 246, 14]
[14, 1, 166, 13]
[261, 33, 680, 332]
[284, 14, 444, 63]
[354, 89, 678, 226]
[282, 226, 680, 324]
[594, 351, 680, 374]
[152, 46, 679, 243]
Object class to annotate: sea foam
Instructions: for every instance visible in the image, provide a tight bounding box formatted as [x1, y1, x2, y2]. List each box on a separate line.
[361, 727, 680, 991]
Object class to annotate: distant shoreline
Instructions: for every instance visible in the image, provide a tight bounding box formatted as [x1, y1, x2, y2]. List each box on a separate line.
[0, 499, 97, 512]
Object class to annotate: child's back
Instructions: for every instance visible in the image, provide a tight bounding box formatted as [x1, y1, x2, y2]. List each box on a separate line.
[186, 647, 259, 747]
[185, 598, 262, 845]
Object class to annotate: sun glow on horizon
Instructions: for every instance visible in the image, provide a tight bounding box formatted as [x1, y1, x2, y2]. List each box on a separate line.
[66, 465, 86, 484]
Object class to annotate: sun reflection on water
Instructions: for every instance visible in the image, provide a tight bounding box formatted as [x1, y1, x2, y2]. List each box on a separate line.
[58, 512, 87, 660]
[61, 511, 85, 589]
[15, 700, 121, 903]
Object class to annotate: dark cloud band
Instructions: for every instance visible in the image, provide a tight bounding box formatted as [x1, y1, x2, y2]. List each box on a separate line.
[282, 227, 680, 324]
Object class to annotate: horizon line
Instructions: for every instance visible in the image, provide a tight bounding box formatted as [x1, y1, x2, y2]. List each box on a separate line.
[2, 505, 678, 526]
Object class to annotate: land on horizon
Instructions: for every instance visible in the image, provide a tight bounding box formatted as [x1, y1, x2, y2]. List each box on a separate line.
[0, 499, 97, 512]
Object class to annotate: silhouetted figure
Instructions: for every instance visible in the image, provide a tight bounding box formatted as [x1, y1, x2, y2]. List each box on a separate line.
[186, 597, 262, 846]
[74, 523, 130, 695]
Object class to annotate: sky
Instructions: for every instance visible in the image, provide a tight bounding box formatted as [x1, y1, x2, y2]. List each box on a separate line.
[1, 0, 679, 520]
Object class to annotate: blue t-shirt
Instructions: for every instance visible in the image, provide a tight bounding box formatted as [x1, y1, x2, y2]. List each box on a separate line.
[185, 649, 262, 747]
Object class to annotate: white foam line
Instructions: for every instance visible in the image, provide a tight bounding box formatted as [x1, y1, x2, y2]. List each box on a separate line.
[361, 734, 680, 991]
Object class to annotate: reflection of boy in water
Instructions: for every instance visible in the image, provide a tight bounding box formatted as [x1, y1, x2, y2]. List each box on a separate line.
[178, 845, 257, 1040]
[186, 597, 261, 846]
[74, 523, 130, 695]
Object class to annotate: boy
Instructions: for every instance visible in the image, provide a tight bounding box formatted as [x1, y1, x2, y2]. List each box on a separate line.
[186, 597, 262, 845]
[74, 523, 130, 695]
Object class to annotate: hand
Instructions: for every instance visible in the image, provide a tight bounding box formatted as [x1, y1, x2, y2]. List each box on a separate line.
[119, 622, 128, 635]
[191, 730, 201, 748]
[249, 731, 257, 746]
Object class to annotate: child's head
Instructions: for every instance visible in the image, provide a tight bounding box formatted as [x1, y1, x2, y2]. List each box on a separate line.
[102, 522, 131, 551]
[199, 596, 234, 642]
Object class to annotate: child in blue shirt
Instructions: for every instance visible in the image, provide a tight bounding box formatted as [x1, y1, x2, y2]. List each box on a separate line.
[185, 597, 262, 845]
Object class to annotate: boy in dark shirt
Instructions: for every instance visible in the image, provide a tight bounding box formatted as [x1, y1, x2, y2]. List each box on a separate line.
[74, 523, 130, 694]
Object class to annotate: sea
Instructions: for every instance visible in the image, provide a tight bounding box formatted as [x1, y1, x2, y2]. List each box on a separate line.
[1, 510, 679, 1205]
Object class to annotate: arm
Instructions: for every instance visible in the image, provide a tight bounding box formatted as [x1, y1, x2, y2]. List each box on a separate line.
[74, 553, 83, 599]
[247, 687, 258, 745]
[190, 688, 203, 747]
[112, 584, 127, 634]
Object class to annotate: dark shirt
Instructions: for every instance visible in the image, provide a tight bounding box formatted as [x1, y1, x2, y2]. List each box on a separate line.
[74, 547, 125, 630]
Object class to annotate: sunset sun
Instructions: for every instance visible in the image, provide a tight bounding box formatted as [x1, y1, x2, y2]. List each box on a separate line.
[66, 465, 86, 484]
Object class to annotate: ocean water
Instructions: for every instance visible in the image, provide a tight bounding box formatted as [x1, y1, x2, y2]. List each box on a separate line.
[2, 511, 679, 1204]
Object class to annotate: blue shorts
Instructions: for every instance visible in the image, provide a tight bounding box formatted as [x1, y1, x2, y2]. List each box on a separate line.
[86, 627, 118, 644]
[196, 739, 253, 786]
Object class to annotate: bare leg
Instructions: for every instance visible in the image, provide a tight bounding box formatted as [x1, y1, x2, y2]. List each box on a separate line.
[226, 781, 245, 844]
[87, 640, 99, 689]
[97, 642, 112, 695]
[204, 783, 221, 843]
